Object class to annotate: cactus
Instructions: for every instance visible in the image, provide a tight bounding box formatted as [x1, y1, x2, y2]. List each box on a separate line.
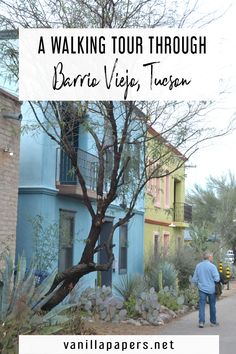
[0, 254, 78, 354]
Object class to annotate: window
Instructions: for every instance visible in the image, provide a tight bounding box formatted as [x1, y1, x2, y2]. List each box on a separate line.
[154, 178, 161, 207]
[58, 210, 75, 271]
[131, 143, 141, 179]
[147, 161, 161, 207]
[147, 179, 152, 194]
[163, 233, 170, 256]
[104, 148, 113, 191]
[146, 160, 155, 194]
[59, 102, 80, 184]
[122, 136, 141, 185]
[165, 172, 170, 208]
[104, 120, 114, 188]
[61, 102, 80, 148]
[119, 224, 128, 274]
[147, 177, 162, 206]
[153, 233, 160, 258]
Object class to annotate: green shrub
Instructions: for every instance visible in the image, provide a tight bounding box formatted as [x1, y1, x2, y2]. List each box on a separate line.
[30, 214, 58, 272]
[157, 290, 180, 311]
[124, 295, 138, 318]
[171, 246, 198, 289]
[181, 287, 199, 308]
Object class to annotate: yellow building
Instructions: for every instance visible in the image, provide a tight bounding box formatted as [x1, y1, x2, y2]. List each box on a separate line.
[144, 127, 192, 263]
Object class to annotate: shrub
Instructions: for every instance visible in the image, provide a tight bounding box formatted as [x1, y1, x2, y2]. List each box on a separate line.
[171, 246, 198, 289]
[181, 287, 199, 308]
[157, 289, 180, 311]
[124, 295, 139, 318]
[30, 214, 58, 273]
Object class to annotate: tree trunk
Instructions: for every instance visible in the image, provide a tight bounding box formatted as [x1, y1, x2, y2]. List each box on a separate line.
[41, 222, 104, 311]
[41, 269, 93, 311]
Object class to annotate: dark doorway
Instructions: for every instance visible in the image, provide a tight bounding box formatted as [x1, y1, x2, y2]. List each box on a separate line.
[99, 220, 113, 287]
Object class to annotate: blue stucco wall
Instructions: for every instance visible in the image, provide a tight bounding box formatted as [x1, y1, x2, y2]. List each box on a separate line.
[19, 102, 91, 190]
[16, 102, 144, 289]
[16, 189, 58, 264]
[16, 188, 144, 289]
[19, 102, 144, 208]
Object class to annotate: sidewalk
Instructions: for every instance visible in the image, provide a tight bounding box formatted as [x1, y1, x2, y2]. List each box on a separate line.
[157, 280, 236, 354]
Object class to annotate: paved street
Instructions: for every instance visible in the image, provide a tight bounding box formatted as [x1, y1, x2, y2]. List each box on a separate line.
[157, 281, 236, 354]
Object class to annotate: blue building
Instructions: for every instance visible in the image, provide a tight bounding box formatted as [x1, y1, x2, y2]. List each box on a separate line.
[16, 102, 144, 288]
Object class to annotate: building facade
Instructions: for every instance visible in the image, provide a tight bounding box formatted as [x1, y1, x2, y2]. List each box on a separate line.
[16, 103, 144, 288]
[0, 88, 21, 259]
[144, 127, 192, 263]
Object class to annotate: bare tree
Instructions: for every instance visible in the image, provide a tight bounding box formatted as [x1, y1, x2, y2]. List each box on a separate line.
[0, 0, 234, 310]
[20, 99, 232, 310]
[0, 0, 225, 30]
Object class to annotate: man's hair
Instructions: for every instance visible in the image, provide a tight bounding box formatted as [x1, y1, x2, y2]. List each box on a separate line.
[202, 251, 212, 260]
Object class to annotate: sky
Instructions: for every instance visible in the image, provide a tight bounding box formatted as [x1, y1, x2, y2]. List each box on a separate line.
[185, 0, 236, 191]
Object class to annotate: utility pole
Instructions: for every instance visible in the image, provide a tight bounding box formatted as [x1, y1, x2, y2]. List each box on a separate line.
[0, 29, 18, 40]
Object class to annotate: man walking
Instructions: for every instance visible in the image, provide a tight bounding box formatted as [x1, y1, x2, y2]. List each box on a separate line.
[192, 251, 220, 328]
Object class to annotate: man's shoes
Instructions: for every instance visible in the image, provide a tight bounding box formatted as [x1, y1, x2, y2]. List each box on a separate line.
[210, 322, 219, 327]
[199, 322, 204, 328]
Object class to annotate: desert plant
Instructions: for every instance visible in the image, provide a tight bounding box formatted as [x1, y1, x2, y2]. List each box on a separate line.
[124, 295, 139, 318]
[145, 258, 178, 292]
[157, 288, 180, 311]
[0, 254, 83, 354]
[181, 286, 199, 308]
[171, 246, 198, 289]
[0, 255, 68, 321]
[113, 274, 145, 301]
